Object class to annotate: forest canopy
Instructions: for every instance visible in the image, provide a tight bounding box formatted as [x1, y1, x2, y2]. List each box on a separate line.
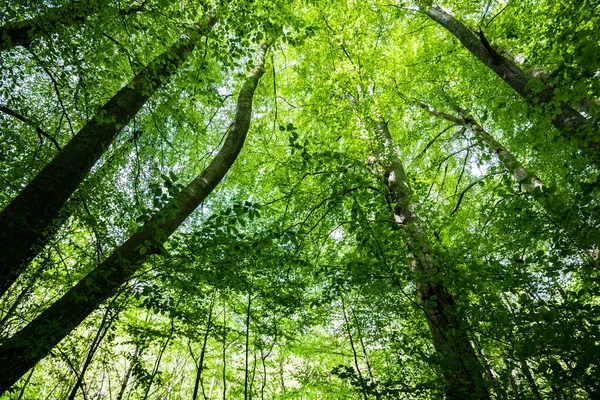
[0, 0, 599, 399]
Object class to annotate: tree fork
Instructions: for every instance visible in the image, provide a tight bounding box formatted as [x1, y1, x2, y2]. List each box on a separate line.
[423, 5, 598, 165]
[0, 43, 268, 394]
[0, 12, 217, 297]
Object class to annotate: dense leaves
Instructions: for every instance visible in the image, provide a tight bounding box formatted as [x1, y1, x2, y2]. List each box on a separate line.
[0, 0, 599, 399]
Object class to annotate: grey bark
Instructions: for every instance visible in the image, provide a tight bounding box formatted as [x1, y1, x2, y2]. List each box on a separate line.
[416, 100, 599, 257]
[0, 12, 216, 297]
[0, 44, 268, 394]
[374, 116, 490, 399]
[0, 0, 145, 52]
[423, 5, 598, 164]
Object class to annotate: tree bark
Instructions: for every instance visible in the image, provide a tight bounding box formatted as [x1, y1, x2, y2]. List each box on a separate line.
[423, 6, 598, 164]
[0, 12, 217, 297]
[191, 290, 216, 400]
[0, 43, 268, 394]
[374, 116, 490, 399]
[0, 0, 145, 52]
[18, 129, 145, 278]
[416, 100, 599, 257]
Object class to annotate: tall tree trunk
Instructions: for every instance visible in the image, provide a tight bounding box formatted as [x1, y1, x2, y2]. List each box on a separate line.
[0, 12, 217, 297]
[141, 317, 175, 400]
[115, 343, 141, 400]
[0, 44, 268, 394]
[374, 116, 490, 399]
[416, 100, 599, 258]
[18, 129, 144, 279]
[222, 303, 227, 400]
[244, 290, 252, 400]
[0, 0, 145, 52]
[423, 5, 598, 164]
[339, 288, 368, 400]
[67, 294, 123, 400]
[191, 290, 217, 400]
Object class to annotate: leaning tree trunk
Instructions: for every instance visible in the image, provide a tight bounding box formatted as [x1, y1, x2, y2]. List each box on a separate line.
[0, 44, 268, 394]
[374, 116, 490, 399]
[423, 5, 598, 164]
[0, 12, 217, 297]
[416, 100, 599, 258]
[0, 0, 144, 52]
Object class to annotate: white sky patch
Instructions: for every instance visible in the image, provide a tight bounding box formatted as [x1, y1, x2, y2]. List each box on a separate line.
[330, 226, 344, 241]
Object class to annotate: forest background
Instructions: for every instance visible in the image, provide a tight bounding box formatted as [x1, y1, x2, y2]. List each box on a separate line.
[0, 0, 599, 399]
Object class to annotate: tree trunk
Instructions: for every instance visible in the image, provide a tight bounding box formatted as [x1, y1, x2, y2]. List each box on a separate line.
[416, 100, 599, 257]
[0, 0, 145, 52]
[339, 288, 368, 400]
[191, 290, 216, 400]
[67, 294, 123, 400]
[18, 130, 144, 278]
[423, 6, 597, 164]
[0, 12, 217, 297]
[141, 317, 175, 400]
[374, 116, 490, 399]
[0, 44, 268, 394]
[244, 291, 252, 400]
[115, 343, 140, 400]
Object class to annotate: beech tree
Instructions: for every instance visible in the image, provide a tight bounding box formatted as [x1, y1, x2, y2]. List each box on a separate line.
[0, 1, 598, 399]
[0, 10, 217, 296]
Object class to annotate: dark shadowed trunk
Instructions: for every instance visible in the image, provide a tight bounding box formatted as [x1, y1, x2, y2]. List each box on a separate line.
[0, 0, 145, 52]
[0, 12, 217, 297]
[0, 44, 268, 394]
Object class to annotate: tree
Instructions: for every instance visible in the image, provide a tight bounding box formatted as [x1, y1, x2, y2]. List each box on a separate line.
[0, 44, 268, 393]
[1, 0, 599, 398]
[421, 4, 598, 164]
[0, 10, 217, 296]
[0, 0, 146, 52]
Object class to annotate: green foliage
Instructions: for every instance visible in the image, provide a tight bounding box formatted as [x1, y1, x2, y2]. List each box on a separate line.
[1, 0, 599, 399]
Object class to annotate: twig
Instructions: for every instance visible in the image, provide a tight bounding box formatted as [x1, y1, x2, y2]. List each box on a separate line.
[0, 105, 61, 150]
[451, 169, 508, 215]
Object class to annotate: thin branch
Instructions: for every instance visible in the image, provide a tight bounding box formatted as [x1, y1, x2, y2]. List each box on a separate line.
[451, 169, 508, 215]
[0, 105, 61, 151]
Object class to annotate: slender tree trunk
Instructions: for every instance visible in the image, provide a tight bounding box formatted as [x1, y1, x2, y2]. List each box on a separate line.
[349, 305, 376, 386]
[222, 304, 227, 400]
[16, 367, 35, 400]
[0, 0, 145, 52]
[191, 290, 217, 400]
[249, 350, 258, 400]
[423, 6, 597, 164]
[339, 288, 368, 400]
[67, 295, 123, 400]
[374, 116, 490, 399]
[116, 344, 140, 400]
[0, 44, 268, 394]
[0, 12, 217, 297]
[142, 318, 175, 400]
[416, 100, 599, 256]
[244, 291, 253, 400]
